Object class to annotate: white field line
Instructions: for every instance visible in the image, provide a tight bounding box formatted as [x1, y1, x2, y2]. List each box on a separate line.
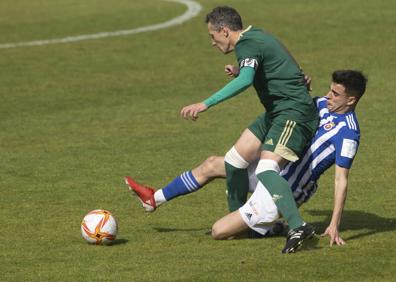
[0, 0, 202, 49]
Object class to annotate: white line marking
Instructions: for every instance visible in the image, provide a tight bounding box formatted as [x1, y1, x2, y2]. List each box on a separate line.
[0, 0, 202, 49]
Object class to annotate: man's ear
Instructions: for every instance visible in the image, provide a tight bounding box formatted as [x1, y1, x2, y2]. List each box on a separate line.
[347, 95, 357, 106]
[223, 27, 230, 37]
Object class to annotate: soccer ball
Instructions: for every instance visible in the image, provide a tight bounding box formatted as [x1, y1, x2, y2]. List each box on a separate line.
[81, 209, 118, 245]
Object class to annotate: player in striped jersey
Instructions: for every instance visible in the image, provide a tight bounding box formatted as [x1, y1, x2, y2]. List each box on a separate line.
[125, 69, 367, 249]
[212, 70, 367, 247]
[280, 95, 360, 207]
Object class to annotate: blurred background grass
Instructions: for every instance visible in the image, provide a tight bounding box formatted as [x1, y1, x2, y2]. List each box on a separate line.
[1, 0, 395, 280]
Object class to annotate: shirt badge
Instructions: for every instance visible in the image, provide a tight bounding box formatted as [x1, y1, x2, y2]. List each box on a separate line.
[324, 121, 335, 131]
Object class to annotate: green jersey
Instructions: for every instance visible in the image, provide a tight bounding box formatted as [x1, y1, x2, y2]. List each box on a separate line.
[236, 26, 316, 121]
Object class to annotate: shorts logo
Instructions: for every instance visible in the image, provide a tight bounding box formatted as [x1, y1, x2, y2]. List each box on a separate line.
[324, 122, 335, 131]
[245, 213, 253, 221]
[265, 138, 274, 145]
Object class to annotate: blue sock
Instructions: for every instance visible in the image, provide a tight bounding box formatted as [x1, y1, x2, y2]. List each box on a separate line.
[162, 171, 202, 201]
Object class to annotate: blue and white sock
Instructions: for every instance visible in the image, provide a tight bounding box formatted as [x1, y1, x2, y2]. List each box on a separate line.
[155, 171, 202, 205]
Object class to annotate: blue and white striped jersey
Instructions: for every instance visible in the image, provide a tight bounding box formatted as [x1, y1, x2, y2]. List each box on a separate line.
[280, 97, 360, 205]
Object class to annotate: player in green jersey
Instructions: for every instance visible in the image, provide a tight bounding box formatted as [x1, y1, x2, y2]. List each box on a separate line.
[180, 6, 319, 253]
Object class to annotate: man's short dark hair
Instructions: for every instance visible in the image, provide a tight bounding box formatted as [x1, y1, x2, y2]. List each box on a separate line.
[205, 6, 243, 31]
[332, 70, 368, 99]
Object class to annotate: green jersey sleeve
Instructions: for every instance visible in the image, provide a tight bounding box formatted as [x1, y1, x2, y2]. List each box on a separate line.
[203, 67, 255, 108]
[235, 39, 261, 70]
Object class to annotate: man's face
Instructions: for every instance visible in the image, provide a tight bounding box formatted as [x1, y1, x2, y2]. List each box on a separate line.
[326, 82, 356, 114]
[207, 22, 233, 54]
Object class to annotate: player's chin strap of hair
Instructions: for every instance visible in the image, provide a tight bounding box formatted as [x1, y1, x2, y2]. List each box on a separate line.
[255, 159, 280, 175]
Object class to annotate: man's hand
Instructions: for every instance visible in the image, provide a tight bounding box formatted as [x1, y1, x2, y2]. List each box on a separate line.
[180, 102, 208, 121]
[225, 64, 240, 77]
[321, 225, 346, 246]
[304, 74, 313, 91]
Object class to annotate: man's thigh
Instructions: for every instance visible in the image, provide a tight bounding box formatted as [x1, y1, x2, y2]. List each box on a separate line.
[233, 129, 262, 163]
[229, 112, 270, 163]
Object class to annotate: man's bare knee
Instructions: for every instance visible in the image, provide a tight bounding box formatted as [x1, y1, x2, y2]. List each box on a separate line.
[211, 221, 229, 240]
[212, 211, 249, 240]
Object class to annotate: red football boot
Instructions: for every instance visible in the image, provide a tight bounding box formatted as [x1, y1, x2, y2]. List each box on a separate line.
[124, 176, 156, 212]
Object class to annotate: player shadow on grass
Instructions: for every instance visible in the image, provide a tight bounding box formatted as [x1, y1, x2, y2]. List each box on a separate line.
[153, 227, 211, 233]
[307, 209, 396, 241]
[152, 210, 395, 245]
[111, 238, 129, 246]
[153, 225, 321, 251]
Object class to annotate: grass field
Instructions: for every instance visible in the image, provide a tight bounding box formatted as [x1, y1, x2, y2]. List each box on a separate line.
[1, 0, 396, 281]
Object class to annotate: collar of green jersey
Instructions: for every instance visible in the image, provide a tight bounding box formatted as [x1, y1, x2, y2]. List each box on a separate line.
[238, 25, 252, 41]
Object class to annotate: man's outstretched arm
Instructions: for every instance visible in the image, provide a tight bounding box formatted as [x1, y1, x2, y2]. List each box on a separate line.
[180, 67, 255, 120]
[321, 165, 349, 246]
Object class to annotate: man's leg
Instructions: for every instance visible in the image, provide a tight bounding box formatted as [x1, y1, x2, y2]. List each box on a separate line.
[225, 129, 261, 212]
[255, 152, 304, 230]
[125, 156, 226, 211]
[256, 156, 315, 253]
[253, 115, 318, 253]
[211, 211, 249, 240]
[255, 153, 314, 253]
[212, 181, 278, 240]
[157, 156, 226, 204]
[191, 156, 226, 184]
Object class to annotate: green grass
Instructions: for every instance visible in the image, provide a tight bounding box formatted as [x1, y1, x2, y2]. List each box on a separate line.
[1, 0, 396, 281]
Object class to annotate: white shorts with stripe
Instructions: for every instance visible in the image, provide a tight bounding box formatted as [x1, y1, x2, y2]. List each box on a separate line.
[238, 181, 280, 235]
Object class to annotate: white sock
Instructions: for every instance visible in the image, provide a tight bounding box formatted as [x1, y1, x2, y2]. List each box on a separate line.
[154, 190, 167, 206]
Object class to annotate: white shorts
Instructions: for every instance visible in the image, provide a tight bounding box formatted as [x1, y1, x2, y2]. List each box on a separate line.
[238, 181, 280, 235]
